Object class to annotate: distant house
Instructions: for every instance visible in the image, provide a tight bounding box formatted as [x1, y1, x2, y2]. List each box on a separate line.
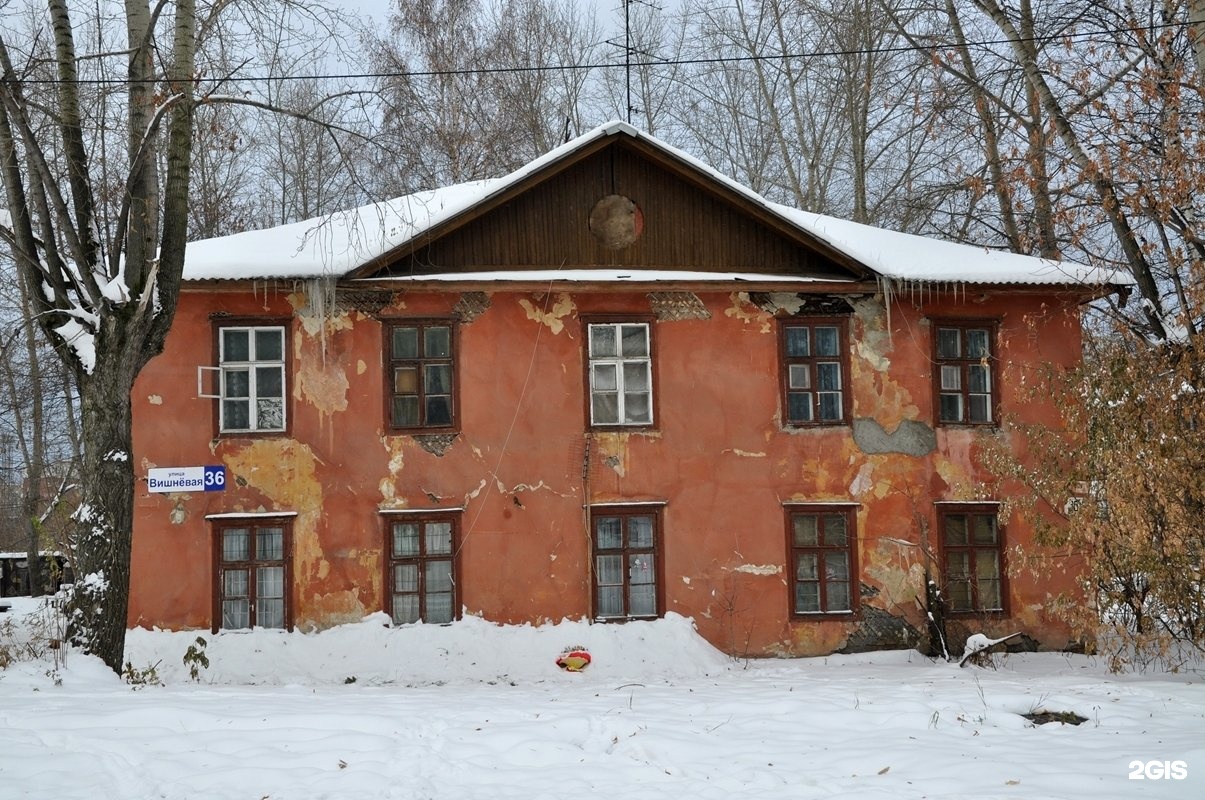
[129, 122, 1123, 656]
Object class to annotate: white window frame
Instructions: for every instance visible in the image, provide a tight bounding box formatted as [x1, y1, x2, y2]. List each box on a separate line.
[587, 321, 653, 426]
[213, 325, 287, 434]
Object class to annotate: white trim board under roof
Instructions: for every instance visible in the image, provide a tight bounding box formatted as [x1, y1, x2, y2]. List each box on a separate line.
[182, 121, 1130, 290]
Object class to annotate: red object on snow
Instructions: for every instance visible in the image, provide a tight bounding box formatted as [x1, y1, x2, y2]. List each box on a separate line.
[556, 650, 592, 671]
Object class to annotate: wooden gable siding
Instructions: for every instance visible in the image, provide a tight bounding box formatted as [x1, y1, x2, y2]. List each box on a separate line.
[383, 141, 851, 278]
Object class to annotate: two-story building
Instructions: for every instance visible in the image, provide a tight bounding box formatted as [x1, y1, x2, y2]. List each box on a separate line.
[129, 122, 1120, 656]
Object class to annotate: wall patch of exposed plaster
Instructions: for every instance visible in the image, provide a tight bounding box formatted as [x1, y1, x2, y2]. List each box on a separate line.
[852, 297, 893, 371]
[723, 292, 773, 333]
[357, 360, 367, 375]
[519, 293, 576, 334]
[731, 564, 783, 576]
[414, 433, 458, 457]
[148, 395, 163, 405]
[724, 448, 766, 458]
[851, 419, 936, 456]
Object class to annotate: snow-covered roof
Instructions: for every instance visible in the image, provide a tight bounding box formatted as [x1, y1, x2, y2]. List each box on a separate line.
[182, 121, 1128, 288]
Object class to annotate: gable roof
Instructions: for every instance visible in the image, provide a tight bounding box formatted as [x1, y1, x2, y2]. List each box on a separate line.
[182, 121, 1128, 289]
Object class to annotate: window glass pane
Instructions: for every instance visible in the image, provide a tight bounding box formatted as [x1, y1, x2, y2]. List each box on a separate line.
[424, 326, 451, 358]
[592, 363, 617, 391]
[256, 528, 283, 560]
[256, 366, 283, 399]
[592, 393, 619, 424]
[425, 364, 451, 394]
[392, 327, 419, 359]
[425, 559, 453, 593]
[597, 586, 624, 617]
[824, 551, 850, 581]
[948, 551, 971, 577]
[944, 515, 968, 545]
[222, 598, 250, 629]
[826, 581, 851, 612]
[939, 394, 963, 423]
[426, 396, 453, 426]
[425, 522, 453, 555]
[822, 515, 847, 546]
[392, 396, 420, 427]
[224, 369, 250, 398]
[393, 594, 419, 625]
[223, 569, 249, 598]
[785, 327, 810, 357]
[257, 566, 284, 599]
[940, 365, 962, 391]
[817, 362, 841, 391]
[394, 563, 418, 592]
[814, 327, 839, 356]
[222, 330, 250, 362]
[393, 523, 420, 556]
[972, 515, 997, 544]
[793, 515, 819, 547]
[624, 392, 651, 423]
[966, 329, 990, 358]
[948, 581, 972, 612]
[629, 583, 655, 616]
[788, 392, 813, 422]
[796, 553, 818, 580]
[936, 328, 961, 358]
[223, 399, 250, 430]
[255, 329, 283, 361]
[596, 554, 623, 585]
[975, 550, 1000, 583]
[394, 367, 419, 394]
[620, 324, 648, 357]
[818, 392, 842, 421]
[623, 362, 649, 391]
[596, 518, 622, 550]
[222, 530, 249, 562]
[795, 581, 820, 613]
[256, 399, 284, 431]
[590, 325, 616, 357]
[968, 365, 990, 394]
[969, 395, 991, 423]
[257, 599, 285, 629]
[788, 364, 810, 389]
[425, 592, 454, 623]
[629, 554, 654, 585]
[628, 516, 654, 548]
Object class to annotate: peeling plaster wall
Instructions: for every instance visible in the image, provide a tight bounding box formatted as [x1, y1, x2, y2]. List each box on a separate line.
[131, 286, 1086, 656]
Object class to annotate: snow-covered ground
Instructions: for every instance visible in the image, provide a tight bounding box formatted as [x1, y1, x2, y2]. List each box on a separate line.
[1, 597, 1202, 799]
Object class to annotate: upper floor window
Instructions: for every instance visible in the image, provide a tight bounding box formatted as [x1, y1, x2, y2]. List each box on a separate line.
[219, 326, 286, 433]
[934, 322, 997, 425]
[213, 519, 292, 631]
[587, 321, 653, 427]
[387, 321, 456, 431]
[787, 506, 857, 615]
[939, 505, 1005, 614]
[780, 319, 849, 425]
[386, 515, 458, 624]
[592, 506, 662, 619]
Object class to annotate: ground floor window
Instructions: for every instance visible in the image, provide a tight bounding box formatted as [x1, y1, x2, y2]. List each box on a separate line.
[213, 519, 292, 630]
[386, 514, 458, 624]
[787, 506, 857, 615]
[939, 505, 1005, 613]
[592, 506, 662, 619]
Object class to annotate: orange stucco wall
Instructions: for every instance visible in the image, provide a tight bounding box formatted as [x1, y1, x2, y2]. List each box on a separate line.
[130, 285, 1086, 655]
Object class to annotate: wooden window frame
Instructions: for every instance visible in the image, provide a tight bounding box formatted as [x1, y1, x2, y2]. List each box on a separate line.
[932, 319, 999, 427]
[582, 316, 657, 430]
[937, 504, 1008, 615]
[779, 317, 852, 427]
[786, 505, 859, 617]
[383, 513, 461, 625]
[211, 518, 294, 632]
[209, 318, 292, 438]
[384, 319, 459, 434]
[591, 505, 664, 620]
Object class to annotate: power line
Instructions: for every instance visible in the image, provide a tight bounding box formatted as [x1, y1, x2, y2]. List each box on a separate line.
[1, 18, 1193, 87]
